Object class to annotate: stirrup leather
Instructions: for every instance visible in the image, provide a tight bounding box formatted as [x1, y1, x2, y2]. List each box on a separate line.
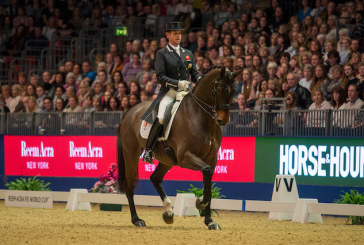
[143, 119, 163, 163]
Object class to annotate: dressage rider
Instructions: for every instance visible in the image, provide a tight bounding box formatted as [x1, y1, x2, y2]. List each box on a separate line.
[141, 21, 202, 164]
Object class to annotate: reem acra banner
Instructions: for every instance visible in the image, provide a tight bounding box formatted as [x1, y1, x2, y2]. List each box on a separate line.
[5, 136, 116, 177]
[4, 136, 256, 182]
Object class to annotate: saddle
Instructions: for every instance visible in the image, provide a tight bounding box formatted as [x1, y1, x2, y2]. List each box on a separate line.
[140, 91, 188, 141]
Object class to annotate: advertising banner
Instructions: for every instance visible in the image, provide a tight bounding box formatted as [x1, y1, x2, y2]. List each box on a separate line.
[138, 137, 255, 182]
[0, 135, 4, 175]
[5, 136, 116, 177]
[4, 136, 255, 182]
[255, 137, 364, 187]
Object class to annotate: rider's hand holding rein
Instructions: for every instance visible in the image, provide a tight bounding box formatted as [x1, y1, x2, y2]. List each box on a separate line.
[178, 80, 190, 91]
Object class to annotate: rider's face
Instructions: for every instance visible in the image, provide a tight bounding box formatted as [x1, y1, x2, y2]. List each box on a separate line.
[166, 31, 182, 47]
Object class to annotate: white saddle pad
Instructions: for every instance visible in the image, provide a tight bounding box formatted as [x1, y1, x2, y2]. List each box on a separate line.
[140, 91, 188, 140]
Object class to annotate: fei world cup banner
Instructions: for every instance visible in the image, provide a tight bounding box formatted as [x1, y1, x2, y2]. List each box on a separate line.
[4, 136, 255, 182]
[255, 137, 364, 187]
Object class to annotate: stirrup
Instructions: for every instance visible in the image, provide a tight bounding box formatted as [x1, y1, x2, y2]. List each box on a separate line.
[143, 149, 154, 164]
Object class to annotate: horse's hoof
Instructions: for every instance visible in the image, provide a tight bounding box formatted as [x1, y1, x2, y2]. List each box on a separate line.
[162, 211, 174, 224]
[195, 196, 208, 210]
[133, 219, 146, 227]
[208, 222, 221, 230]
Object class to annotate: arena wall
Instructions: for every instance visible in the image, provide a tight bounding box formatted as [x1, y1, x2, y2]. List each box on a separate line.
[1, 135, 363, 203]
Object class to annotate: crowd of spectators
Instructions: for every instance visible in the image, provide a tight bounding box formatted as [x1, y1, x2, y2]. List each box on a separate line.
[0, 0, 364, 131]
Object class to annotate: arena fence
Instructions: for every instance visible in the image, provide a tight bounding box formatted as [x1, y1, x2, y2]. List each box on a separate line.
[223, 108, 364, 138]
[1, 111, 124, 136]
[0, 109, 363, 137]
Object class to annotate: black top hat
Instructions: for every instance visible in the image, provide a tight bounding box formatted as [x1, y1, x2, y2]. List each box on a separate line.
[165, 22, 184, 31]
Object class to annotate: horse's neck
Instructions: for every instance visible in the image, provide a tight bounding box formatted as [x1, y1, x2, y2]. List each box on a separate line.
[193, 70, 219, 104]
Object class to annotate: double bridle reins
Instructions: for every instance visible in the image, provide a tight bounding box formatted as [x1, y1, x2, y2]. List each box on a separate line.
[190, 80, 236, 119]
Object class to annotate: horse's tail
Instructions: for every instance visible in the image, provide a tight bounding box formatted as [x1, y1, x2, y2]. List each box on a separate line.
[117, 124, 127, 193]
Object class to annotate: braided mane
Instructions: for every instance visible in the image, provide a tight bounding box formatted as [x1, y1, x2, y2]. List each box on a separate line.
[201, 66, 223, 78]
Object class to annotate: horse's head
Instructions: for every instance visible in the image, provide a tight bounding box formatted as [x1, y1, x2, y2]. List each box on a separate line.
[213, 67, 241, 125]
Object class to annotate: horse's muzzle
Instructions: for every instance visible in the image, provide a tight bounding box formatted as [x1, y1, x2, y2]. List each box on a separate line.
[216, 110, 230, 125]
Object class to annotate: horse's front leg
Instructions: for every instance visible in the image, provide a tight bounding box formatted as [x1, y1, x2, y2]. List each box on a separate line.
[196, 166, 221, 230]
[183, 152, 221, 230]
[150, 162, 174, 224]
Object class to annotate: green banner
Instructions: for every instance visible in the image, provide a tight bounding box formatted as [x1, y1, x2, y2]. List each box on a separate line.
[255, 137, 364, 187]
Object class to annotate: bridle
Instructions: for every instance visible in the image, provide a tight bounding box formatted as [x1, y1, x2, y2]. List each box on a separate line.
[190, 76, 236, 119]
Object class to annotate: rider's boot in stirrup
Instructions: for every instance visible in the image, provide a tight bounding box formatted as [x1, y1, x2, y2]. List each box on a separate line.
[143, 118, 163, 164]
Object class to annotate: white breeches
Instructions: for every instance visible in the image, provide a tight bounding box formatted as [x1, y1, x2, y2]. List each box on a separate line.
[158, 89, 178, 124]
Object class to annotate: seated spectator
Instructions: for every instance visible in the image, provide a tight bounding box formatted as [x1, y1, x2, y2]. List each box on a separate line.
[338, 36, 352, 65]
[299, 64, 314, 90]
[111, 71, 123, 89]
[25, 96, 42, 113]
[78, 81, 91, 108]
[42, 97, 54, 113]
[254, 92, 266, 111]
[340, 84, 364, 110]
[306, 88, 333, 127]
[52, 85, 66, 109]
[1, 85, 13, 109]
[330, 86, 346, 109]
[136, 58, 154, 87]
[64, 72, 78, 91]
[81, 60, 97, 86]
[349, 52, 361, 73]
[268, 78, 280, 97]
[92, 95, 104, 112]
[63, 95, 83, 113]
[358, 62, 364, 99]
[287, 72, 312, 109]
[0, 94, 10, 113]
[55, 98, 65, 112]
[337, 84, 364, 128]
[129, 80, 141, 97]
[140, 90, 153, 102]
[231, 93, 249, 111]
[122, 53, 142, 83]
[8, 84, 22, 113]
[143, 40, 158, 69]
[120, 96, 130, 112]
[92, 81, 104, 98]
[280, 80, 290, 97]
[129, 94, 140, 108]
[102, 91, 112, 109]
[323, 65, 345, 101]
[81, 95, 94, 112]
[310, 63, 329, 93]
[241, 68, 257, 109]
[286, 91, 299, 111]
[344, 64, 359, 91]
[36, 86, 46, 109]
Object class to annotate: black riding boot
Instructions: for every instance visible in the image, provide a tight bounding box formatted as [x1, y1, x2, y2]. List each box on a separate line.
[143, 118, 163, 164]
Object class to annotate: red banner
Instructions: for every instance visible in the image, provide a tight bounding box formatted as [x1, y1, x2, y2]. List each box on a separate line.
[138, 137, 255, 182]
[5, 136, 255, 182]
[5, 136, 116, 177]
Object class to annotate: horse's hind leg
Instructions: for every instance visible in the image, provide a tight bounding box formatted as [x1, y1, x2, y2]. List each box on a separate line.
[123, 144, 146, 227]
[150, 163, 173, 224]
[125, 188, 146, 227]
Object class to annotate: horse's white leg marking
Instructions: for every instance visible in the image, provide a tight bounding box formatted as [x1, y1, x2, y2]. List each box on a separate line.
[163, 197, 173, 215]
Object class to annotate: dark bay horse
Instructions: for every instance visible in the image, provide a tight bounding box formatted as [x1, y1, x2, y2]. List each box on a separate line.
[117, 66, 241, 230]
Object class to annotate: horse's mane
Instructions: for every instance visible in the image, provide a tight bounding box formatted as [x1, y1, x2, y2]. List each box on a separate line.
[193, 66, 223, 92]
[201, 66, 223, 79]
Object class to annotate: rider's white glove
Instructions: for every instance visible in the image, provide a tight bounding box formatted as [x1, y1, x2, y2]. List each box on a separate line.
[178, 80, 190, 91]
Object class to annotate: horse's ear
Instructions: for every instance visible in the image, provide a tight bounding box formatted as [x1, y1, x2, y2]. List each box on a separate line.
[232, 68, 243, 79]
[220, 67, 226, 78]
